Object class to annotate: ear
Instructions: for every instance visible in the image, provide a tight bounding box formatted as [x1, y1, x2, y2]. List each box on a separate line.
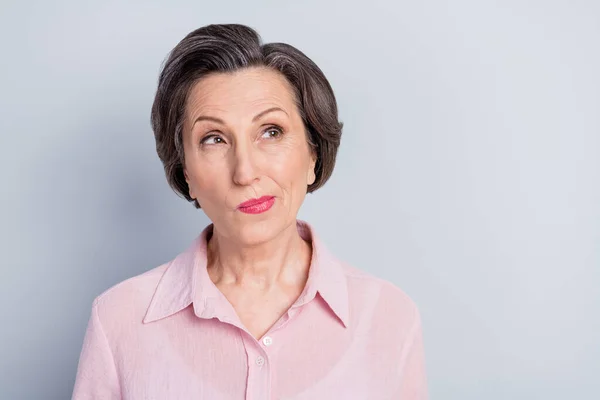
[183, 168, 196, 199]
[307, 153, 317, 186]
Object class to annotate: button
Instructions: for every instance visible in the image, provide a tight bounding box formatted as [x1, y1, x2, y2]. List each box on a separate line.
[262, 336, 273, 347]
[256, 356, 265, 366]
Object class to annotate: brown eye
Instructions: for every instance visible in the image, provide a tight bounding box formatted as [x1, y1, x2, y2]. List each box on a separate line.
[261, 125, 284, 139]
[201, 135, 225, 145]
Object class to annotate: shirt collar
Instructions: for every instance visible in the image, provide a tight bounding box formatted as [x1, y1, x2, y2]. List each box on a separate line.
[143, 219, 349, 328]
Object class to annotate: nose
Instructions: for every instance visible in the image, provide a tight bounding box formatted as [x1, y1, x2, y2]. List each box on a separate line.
[231, 142, 260, 187]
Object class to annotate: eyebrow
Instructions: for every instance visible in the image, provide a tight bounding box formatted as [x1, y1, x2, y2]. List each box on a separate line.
[192, 106, 288, 128]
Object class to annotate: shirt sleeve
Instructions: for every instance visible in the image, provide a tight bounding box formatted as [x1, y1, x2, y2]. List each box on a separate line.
[72, 298, 121, 400]
[396, 307, 429, 399]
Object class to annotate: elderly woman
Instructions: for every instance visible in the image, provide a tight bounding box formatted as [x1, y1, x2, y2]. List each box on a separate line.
[72, 24, 428, 399]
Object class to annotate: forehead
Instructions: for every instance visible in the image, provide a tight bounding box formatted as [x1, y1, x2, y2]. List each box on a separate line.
[186, 67, 297, 117]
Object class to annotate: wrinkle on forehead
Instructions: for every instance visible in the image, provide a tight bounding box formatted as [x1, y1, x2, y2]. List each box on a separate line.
[184, 67, 299, 130]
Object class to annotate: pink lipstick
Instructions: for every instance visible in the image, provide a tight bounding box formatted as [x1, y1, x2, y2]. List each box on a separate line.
[237, 196, 275, 214]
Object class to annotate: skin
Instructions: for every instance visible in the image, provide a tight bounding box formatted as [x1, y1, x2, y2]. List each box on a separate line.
[182, 66, 318, 340]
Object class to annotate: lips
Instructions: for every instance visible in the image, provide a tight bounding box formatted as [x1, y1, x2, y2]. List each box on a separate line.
[237, 195, 275, 209]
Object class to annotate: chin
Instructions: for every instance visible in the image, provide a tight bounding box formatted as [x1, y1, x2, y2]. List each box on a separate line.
[227, 215, 278, 244]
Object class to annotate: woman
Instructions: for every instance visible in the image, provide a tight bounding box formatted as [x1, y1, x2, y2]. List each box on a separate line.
[72, 24, 428, 399]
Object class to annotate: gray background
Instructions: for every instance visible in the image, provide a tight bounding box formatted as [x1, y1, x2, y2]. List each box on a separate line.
[1, 0, 598, 399]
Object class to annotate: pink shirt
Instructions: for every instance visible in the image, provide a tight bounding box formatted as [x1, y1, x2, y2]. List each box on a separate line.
[72, 220, 428, 399]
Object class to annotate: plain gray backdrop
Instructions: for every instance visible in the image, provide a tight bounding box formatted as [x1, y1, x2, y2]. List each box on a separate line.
[1, 0, 598, 399]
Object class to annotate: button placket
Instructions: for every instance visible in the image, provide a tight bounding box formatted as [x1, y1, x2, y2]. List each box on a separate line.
[240, 330, 271, 400]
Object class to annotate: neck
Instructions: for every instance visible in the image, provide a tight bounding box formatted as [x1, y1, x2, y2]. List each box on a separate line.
[206, 221, 312, 293]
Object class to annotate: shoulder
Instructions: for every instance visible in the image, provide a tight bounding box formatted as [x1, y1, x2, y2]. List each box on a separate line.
[339, 261, 422, 330]
[338, 261, 426, 383]
[90, 263, 170, 329]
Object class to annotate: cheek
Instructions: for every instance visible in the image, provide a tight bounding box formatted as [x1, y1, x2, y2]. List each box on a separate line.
[187, 160, 226, 195]
[267, 151, 310, 188]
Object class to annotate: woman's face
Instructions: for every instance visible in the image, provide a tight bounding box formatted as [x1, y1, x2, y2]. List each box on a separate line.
[183, 67, 317, 245]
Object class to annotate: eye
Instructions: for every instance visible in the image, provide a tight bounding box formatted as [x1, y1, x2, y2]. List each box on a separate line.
[200, 134, 226, 145]
[261, 125, 284, 139]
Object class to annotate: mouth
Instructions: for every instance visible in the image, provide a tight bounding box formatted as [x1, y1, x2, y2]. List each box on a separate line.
[237, 196, 276, 214]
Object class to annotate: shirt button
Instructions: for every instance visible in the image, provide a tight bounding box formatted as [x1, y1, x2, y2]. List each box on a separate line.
[262, 336, 273, 347]
[256, 356, 265, 366]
